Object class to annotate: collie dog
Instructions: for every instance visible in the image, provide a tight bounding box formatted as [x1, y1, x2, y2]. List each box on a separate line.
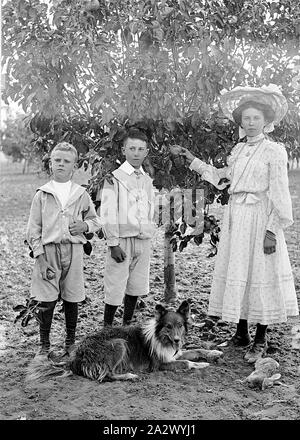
[26, 300, 223, 382]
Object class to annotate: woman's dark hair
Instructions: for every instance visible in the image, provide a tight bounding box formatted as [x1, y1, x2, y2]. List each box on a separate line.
[123, 127, 149, 147]
[232, 100, 275, 126]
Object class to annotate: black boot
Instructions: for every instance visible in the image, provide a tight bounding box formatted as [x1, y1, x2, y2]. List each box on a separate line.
[254, 323, 268, 344]
[230, 319, 251, 347]
[103, 303, 118, 326]
[123, 294, 138, 325]
[244, 323, 268, 363]
[36, 300, 56, 356]
[64, 300, 78, 353]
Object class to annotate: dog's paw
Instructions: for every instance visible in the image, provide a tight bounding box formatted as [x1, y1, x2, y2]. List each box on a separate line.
[126, 373, 139, 381]
[188, 361, 210, 370]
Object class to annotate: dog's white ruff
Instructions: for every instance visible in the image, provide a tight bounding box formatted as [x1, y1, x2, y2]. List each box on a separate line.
[142, 319, 182, 363]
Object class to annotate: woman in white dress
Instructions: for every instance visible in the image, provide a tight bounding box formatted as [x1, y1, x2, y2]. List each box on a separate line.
[171, 85, 299, 363]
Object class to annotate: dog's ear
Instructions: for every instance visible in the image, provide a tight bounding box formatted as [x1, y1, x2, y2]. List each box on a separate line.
[176, 300, 190, 320]
[155, 304, 167, 320]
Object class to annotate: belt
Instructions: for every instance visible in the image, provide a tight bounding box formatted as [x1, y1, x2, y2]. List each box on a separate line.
[231, 191, 267, 205]
[228, 191, 268, 230]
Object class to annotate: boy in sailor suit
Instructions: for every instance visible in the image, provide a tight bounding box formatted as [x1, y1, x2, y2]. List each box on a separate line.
[26, 142, 102, 355]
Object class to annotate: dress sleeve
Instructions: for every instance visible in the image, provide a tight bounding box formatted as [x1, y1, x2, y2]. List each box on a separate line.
[266, 145, 293, 234]
[26, 191, 44, 258]
[189, 158, 230, 189]
[99, 177, 120, 246]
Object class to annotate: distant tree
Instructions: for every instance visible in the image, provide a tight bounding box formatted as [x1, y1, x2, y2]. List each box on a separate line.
[1, 113, 35, 172]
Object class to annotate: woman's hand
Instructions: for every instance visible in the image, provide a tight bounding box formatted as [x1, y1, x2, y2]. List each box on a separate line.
[110, 245, 127, 263]
[170, 145, 196, 166]
[264, 230, 276, 254]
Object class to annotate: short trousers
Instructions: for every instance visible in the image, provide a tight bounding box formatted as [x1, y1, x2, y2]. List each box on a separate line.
[30, 243, 85, 303]
[104, 237, 151, 306]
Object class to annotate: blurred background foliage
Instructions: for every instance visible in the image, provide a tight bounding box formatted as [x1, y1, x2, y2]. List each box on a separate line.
[1, 0, 300, 208]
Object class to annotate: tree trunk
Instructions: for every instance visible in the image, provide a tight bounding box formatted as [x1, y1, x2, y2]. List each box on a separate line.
[164, 224, 177, 303]
[22, 159, 29, 174]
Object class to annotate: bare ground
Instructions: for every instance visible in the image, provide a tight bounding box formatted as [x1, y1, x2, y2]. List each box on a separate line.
[0, 162, 300, 421]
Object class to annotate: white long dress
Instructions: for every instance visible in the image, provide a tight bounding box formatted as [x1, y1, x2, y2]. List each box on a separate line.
[190, 133, 299, 325]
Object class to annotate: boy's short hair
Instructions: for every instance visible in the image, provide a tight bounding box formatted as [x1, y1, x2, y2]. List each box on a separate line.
[123, 128, 149, 148]
[51, 142, 78, 162]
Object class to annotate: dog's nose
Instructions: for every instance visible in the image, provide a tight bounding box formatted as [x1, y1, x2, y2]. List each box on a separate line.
[174, 337, 180, 344]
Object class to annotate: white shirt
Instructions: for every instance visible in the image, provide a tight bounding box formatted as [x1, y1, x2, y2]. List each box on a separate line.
[51, 180, 72, 209]
[100, 161, 156, 246]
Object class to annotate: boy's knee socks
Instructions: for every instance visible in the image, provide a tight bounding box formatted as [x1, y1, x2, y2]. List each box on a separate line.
[123, 294, 138, 325]
[104, 303, 118, 326]
[64, 300, 78, 347]
[103, 296, 139, 326]
[38, 300, 57, 348]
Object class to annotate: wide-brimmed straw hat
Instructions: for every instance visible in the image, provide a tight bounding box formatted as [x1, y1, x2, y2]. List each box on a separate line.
[220, 84, 288, 126]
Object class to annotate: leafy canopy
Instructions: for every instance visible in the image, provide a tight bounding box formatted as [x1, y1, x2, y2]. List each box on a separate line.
[2, 0, 300, 190]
